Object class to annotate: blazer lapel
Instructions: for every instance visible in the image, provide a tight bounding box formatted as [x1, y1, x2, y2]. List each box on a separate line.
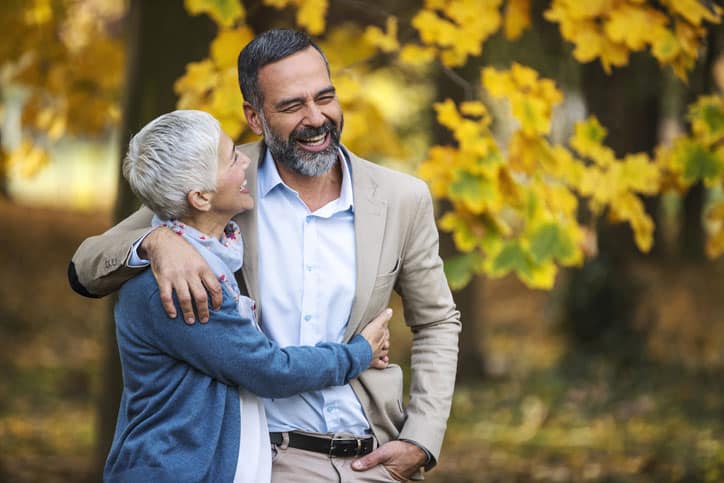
[344, 151, 387, 341]
[235, 141, 264, 314]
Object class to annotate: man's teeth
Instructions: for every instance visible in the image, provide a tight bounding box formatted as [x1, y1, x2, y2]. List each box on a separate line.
[299, 133, 326, 145]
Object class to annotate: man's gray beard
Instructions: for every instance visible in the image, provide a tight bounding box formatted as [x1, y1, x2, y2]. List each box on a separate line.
[261, 118, 339, 177]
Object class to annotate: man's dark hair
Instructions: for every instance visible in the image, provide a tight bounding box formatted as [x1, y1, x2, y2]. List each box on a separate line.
[237, 29, 330, 110]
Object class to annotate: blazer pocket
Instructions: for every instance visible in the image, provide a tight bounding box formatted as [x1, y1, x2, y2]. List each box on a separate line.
[373, 258, 401, 290]
[385, 364, 407, 430]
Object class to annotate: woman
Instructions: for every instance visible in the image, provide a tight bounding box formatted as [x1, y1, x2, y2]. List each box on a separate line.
[104, 110, 391, 483]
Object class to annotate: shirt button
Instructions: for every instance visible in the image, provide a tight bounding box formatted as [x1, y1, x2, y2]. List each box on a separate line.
[304, 315, 312, 321]
[305, 217, 311, 224]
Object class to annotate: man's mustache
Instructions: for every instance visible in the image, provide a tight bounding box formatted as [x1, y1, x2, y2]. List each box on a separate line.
[289, 121, 338, 142]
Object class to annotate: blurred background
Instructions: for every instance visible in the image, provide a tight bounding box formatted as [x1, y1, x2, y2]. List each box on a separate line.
[2, 0, 724, 482]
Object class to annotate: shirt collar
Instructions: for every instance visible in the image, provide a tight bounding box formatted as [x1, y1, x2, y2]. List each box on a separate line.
[258, 146, 354, 212]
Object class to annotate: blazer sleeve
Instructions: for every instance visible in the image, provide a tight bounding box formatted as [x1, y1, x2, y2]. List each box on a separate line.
[69, 206, 154, 297]
[120, 280, 373, 398]
[396, 182, 461, 465]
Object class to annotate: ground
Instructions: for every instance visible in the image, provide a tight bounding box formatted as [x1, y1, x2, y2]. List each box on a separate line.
[1, 199, 722, 482]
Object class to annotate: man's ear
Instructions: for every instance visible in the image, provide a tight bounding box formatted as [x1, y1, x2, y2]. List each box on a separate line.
[187, 190, 213, 212]
[243, 101, 264, 136]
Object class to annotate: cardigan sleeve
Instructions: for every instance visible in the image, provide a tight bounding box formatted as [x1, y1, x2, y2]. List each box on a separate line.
[116, 274, 372, 398]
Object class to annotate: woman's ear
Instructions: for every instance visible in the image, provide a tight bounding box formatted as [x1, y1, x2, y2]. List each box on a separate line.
[187, 190, 213, 212]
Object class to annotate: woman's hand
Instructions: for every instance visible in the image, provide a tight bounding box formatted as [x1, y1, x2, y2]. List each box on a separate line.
[360, 308, 392, 369]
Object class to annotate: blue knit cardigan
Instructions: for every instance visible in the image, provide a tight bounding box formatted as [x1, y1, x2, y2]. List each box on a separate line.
[104, 269, 372, 482]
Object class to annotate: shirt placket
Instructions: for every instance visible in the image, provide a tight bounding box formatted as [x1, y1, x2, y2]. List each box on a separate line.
[299, 214, 320, 346]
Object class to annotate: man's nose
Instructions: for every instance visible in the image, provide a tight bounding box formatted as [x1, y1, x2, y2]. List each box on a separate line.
[303, 103, 326, 127]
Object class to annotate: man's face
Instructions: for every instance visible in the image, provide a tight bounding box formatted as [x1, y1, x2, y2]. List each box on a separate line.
[254, 47, 344, 177]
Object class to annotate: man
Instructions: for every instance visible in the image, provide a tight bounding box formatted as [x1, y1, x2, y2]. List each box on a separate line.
[69, 29, 460, 482]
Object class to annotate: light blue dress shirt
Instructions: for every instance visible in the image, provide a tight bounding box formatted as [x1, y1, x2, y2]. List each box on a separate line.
[258, 149, 370, 436]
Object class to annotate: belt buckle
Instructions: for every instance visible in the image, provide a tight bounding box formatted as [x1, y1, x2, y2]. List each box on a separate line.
[329, 435, 364, 458]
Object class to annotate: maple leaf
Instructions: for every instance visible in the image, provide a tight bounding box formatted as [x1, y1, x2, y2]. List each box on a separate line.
[399, 43, 437, 66]
[504, 0, 532, 40]
[296, 0, 327, 35]
[185, 0, 244, 27]
[605, 4, 668, 51]
[210, 26, 255, 68]
[364, 16, 399, 53]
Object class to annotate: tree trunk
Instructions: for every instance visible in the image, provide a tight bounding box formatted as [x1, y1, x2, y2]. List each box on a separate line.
[562, 54, 663, 359]
[432, 53, 488, 380]
[678, 28, 724, 261]
[92, 1, 215, 479]
[0, 86, 9, 200]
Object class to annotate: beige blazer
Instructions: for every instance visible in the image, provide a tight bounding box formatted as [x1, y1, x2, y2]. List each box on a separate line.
[72, 141, 461, 463]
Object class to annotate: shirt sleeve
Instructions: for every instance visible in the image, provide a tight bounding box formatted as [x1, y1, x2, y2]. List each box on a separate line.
[126, 228, 155, 267]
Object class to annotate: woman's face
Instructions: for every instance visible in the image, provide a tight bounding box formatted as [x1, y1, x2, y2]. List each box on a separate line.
[211, 131, 254, 216]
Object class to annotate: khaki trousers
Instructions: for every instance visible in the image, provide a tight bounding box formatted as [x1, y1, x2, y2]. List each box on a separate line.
[270, 438, 399, 482]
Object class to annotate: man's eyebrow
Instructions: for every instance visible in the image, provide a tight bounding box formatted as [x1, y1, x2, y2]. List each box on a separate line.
[274, 86, 336, 110]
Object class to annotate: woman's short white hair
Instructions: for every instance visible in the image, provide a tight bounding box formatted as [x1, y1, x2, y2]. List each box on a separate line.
[123, 110, 221, 220]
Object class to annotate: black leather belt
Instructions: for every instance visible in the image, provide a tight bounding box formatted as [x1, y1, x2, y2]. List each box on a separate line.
[270, 431, 374, 457]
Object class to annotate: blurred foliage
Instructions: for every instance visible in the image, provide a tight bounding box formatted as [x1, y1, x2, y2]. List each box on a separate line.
[0, 0, 125, 178]
[3, 0, 724, 288]
[177, 0, 724, 290]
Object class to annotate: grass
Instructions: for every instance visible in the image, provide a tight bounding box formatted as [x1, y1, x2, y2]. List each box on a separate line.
[1, 199, 723, 482]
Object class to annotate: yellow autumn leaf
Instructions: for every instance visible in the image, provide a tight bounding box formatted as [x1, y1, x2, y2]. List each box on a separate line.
[651, 29, 681, 64]
[419, 145, 457, 197]
[511, 95, 551, 136]
[619, 152, 660, 194]
[263, 0, 290, 8]
[185, 0, 244, 27]
[538, 78, 563, 106]
[664, 0, 721, 26]
[459, 100, 489, 120]
[605, 4, 667, 51]
[522, 259, 557, 289]
[511, 62, 539, 91]
[319, 26, 376, 71]
[211, 26, 254, 68]
[563, 0, 612, 20]
[570, 26, 604, 63]
[598, 36, 630, 72]
[609, 192, 654, 252]
[412, 9, 454, 46]
[209, 68, 243, 118]
[174, 59, 219, 105]
[296, 0, 328, 35]
[364, 16, 399, 53]
[399, 43, 437, 66]
[504, 0, 531, 40]
[481, 67, 513, 98]
[434, 99, 463, 130]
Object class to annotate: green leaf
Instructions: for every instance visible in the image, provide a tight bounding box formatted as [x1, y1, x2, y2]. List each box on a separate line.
[185, 0, 243, 26]
[679, 141, 724, 184]
[529, 222, 576, 264]
[490, 241, 532, 278]
[449, 171, 496, 212]
[699, 103, 724, 136]
[443, 252, 481, 290]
